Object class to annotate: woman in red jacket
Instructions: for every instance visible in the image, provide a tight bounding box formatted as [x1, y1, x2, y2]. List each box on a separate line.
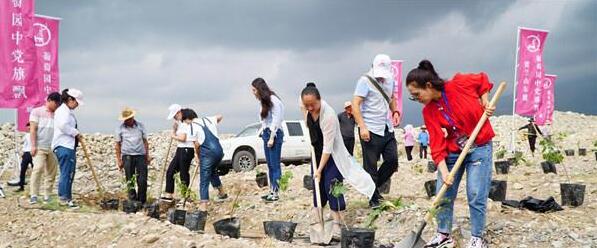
[405, 60, 495, 248]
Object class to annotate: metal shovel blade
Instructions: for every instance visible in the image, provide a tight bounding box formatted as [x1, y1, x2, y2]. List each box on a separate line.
[395, 231, 426, 248]
[309, 217, 334, 245]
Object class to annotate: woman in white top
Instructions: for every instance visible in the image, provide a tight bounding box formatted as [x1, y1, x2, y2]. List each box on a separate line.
[301, 83, 375, 235]
[251, 78, 285, 202]
[52, 88, 84, 208]
[162, 108, 199, 201]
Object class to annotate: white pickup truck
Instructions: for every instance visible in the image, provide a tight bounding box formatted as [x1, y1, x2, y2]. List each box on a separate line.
[217, 120, 311, 175]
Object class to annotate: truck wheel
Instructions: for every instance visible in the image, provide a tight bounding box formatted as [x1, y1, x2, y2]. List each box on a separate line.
[232, 150, 256, 172]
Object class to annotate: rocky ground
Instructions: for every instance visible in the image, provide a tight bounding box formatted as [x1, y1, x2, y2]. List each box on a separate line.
[0, 111, 596, 248]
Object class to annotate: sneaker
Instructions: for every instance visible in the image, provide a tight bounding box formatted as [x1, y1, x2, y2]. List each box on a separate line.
[67, 201, 80, 209]
[467, 237, 488, 248]
[424, 233, 455, 248]
[263, 193, 279, 202]
[369, 199, 381, 209]
[217, 193, 228, 200]
[261, 192, 273, 200]
[29, 196, 38, 204]
[0, 187, 5, 198]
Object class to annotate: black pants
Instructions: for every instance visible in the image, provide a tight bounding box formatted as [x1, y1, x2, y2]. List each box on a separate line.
[19, 152, 33, 188]
[165, 147, 195, 194]
[360, 127, 399, 203]
[343, 136, 355, 156]
[528, 135, 537, 153]
[419, 145, 428, 159]
[123, 155, 148, 203]
[405, 146, 414, 161]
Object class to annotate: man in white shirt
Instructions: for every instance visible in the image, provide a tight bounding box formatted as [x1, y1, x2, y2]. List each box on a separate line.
[16, 123, 34, 192]
[352, 54, 401, 208]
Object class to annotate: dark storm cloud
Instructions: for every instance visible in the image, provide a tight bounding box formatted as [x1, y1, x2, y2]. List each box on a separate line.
[1, 0, 594, 134]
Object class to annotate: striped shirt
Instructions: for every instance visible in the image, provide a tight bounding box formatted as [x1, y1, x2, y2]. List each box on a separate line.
[29, 106, 55, 150]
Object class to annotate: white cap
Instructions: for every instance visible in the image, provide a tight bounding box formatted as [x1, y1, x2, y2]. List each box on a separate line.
[167, 104, 182, 120]
[372, 54, 393, 79]
[67, 88, 84, 106]
[344, 101, 352, 108]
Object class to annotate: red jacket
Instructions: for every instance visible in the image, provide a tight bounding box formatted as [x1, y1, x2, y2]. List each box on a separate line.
[423, 72, 495, 165]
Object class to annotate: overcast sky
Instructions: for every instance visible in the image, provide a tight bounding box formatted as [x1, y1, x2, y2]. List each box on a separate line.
[1, 0, 595, 134]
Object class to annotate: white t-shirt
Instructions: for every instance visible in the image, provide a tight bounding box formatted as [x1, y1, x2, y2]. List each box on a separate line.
[193, 116, 219, 144]
[22, 133, 31, 152]
[176, 122, 200, 148]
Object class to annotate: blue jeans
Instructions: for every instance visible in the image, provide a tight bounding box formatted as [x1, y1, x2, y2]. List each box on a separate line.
[262, 128, 283, 192]
[199, 152, 223, 201]
[436, 142, 493, 237]
[55, 146, 76, 201]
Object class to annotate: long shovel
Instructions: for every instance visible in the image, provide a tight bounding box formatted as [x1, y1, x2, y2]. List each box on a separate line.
[158, 138, 174, 201]
[80, 138, 105, 198]
[396, 82, 506, 248]
[309, 148, 334, 244]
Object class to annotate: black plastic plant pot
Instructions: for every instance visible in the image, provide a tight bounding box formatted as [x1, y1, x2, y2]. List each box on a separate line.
[303, 175, 314, 191]
[168, 209, 187, 226]
[564, 149, 575, 156]
[99, 199, 119, 210]
[560, 183, 586, 207]
[263, 221, 298, 242]
[146, 202, 160, 219]
[540, 161, 557, 174]
[213, 217, 241, 238]
[427, 161, 436, 173]
[489, 180, 507, 202]
[379, 179, 391, 194]
[256, 173, 268, 188]
[494, 160, 510, 174]
[341, 228, 375, 248]
[578, 148, 587, 156]
[424, 180, 436, 198]
[185, 211, 208, 232]
[122, 200, 142, 214]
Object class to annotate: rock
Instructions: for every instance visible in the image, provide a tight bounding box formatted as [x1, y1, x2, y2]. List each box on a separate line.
[142, 234, 159, 244]
[513, 183, 524, 190]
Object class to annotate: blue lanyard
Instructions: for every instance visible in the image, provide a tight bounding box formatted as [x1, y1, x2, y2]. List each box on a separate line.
[436, 91, 458, 131]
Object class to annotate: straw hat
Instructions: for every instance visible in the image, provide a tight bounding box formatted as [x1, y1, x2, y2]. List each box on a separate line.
[421, 125, 427, 130]
[118, 107, 136, 121]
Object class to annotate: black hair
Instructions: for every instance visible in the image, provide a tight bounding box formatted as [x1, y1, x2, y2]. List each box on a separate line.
[405, 60, 445, 91]
[251, 78, 278, 119]
[26, 122, 30, 127]
[47, 92, 61, 104]
[301, 82, 320, 100]
[61, 89, 75, 104]
[181, 108, 198, 121]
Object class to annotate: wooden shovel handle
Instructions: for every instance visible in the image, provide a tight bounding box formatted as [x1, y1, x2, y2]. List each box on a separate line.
[424, 82, 507, 223]
[158, 138, 174, 198]
[79, 138, 105, 196]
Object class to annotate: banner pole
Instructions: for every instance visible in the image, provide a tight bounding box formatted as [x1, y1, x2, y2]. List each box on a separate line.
[12, 109, 20, 181]
[510, 27, 521, 154]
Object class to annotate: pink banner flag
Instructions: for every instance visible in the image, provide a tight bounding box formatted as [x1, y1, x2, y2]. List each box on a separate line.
[534, 74, 556, 126]
[33, 15, 61, 97]
[514, 27, 549, 116]
[391, 60, 403, 126]
[0, 0, 37, 108]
